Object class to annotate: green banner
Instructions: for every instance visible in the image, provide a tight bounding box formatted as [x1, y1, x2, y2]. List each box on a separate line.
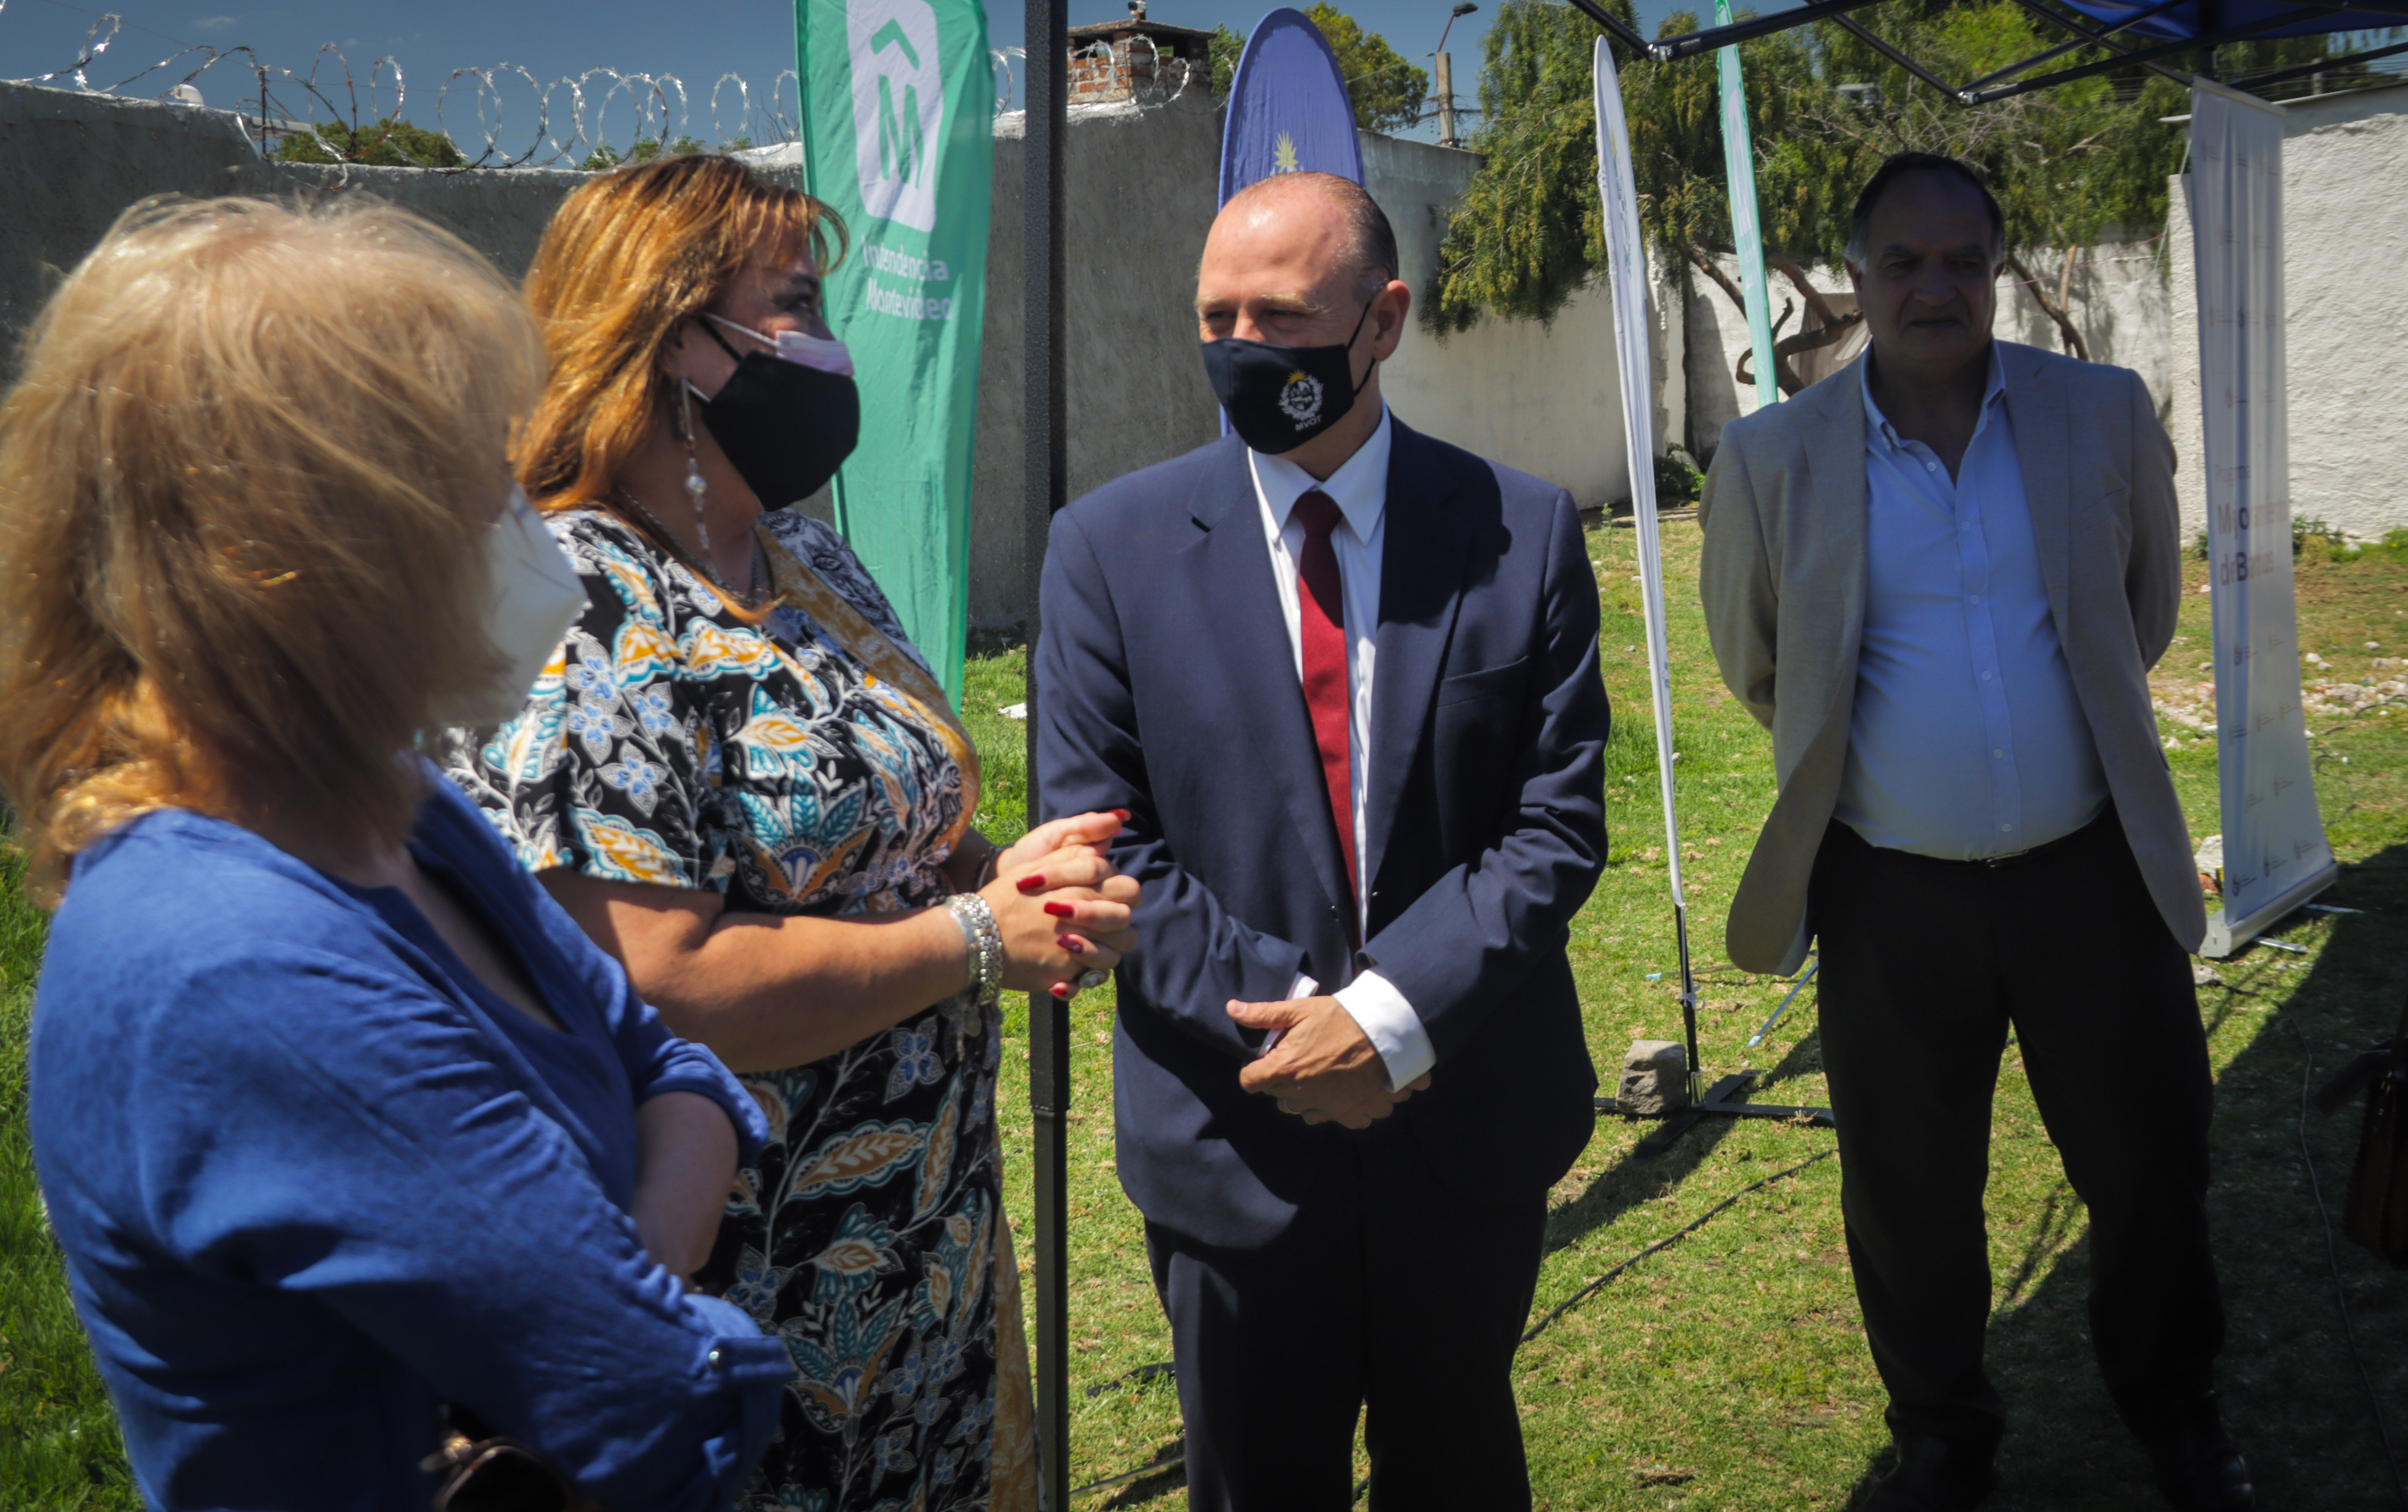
[796, 0, 992, 703]
[1714, 0, 1779, 410]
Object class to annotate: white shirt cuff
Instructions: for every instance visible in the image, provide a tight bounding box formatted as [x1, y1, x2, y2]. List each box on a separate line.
[1335, 970, 1436, 1091]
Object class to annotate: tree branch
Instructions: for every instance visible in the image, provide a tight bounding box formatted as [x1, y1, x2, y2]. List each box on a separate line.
[1763, 250, 1855, 333]
[1693, 245, 1808, 397]
[1684, 240, 1747, 312]
[2004, 252, 2089, 361]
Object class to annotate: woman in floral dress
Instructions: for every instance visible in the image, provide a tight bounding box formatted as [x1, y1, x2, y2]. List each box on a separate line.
[449, 154, 1137, 1512]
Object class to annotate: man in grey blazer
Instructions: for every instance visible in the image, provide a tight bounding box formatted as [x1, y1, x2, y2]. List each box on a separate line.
[1700, 154, 2248, 1512]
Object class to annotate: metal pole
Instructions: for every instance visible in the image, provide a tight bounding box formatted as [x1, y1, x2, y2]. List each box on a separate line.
[1021, 0, 1070, 1499]
[1434, 51, 1458, 147]
[1673, 905, 1702, 1105]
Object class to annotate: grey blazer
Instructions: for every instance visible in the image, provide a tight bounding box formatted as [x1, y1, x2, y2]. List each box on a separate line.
[1698, 340, 2204, 976]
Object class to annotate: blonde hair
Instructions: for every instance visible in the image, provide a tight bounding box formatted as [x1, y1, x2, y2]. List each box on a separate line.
[516, 153, 846, 514]
[0, 195, 543, 892]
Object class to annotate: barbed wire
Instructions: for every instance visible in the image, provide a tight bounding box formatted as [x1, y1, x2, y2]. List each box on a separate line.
[3, 4, 1039, 172]
[1065, 33, 1206, 111]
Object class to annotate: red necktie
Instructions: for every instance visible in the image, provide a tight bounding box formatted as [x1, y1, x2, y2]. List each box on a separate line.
[1292, 489, 1356, 926]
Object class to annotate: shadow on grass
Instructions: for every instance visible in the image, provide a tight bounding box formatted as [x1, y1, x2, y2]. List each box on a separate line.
[1831, 843, 2408, 1510]
[1093, 1438, 1186, 1509]
[1543, 1026, 1829, 1256]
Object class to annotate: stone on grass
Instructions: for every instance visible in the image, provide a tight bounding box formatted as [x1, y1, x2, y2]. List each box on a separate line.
[1619, 1039, 1691, 1116]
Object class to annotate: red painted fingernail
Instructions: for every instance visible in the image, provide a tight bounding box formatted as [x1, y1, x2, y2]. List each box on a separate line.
[1058, 934, 1086, 954]
[1051, 983, 1071, 998]
[1112, 808, 1132, 821]
[1016, 874, 1045, 894]
[1044, 902, 1075, 919]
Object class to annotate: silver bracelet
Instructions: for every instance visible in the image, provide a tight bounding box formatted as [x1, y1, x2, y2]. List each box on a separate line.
[946, 893, 1003, 1014]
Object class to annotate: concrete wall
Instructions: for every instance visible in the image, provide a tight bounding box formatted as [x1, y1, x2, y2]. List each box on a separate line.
[2172, 82, 2408, 544]
[972, 96, 1225, 629]
[1364, 131, 1634, 515]
[1, 82, 586, 357]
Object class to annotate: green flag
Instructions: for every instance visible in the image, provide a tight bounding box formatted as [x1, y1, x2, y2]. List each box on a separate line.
[796, 0, 992, 703]
[1715, 0, 1778, 409]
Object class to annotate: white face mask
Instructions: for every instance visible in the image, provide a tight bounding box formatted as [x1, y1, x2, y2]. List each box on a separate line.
[448, 486, 586, 729]
[705, 311, 855, 376]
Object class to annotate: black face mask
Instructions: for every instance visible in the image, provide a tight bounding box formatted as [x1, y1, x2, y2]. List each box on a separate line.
[695, 322, 861, 509]
[1200, 299, 1376, 456]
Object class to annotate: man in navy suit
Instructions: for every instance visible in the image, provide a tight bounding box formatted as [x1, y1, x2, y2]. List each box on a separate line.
[1037, 171, 1611, 1510]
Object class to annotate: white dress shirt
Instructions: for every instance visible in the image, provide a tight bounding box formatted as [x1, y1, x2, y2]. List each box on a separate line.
[1245, 407, 1437, 1091]
[1837, 349, 2109, 859]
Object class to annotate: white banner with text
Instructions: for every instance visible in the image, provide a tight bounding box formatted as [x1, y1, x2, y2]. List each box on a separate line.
[2191, 78, 2334, 952]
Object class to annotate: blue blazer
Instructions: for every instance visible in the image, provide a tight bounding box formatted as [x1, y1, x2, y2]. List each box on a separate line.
[1037, 419, 1609, 1249]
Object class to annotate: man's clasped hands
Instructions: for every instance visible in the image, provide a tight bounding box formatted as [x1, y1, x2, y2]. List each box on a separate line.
[1228, 995, 1432, 1129]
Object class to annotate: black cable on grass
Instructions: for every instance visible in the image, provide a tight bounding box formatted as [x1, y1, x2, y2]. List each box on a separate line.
[1519, 1146, 1839, 1346]
[2280, 1008, 2408, 1508]
[1084, 1361, 1174, 1400]
[1072, 1447, 1186, 1500]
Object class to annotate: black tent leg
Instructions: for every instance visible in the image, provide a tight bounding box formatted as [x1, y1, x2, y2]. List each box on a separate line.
[1021, 0, 1069, 1501]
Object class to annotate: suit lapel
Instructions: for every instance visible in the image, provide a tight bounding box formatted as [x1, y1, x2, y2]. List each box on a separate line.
[1801, 359, 1872, 728]
[2003, 342, 2076, 634]
[1361, 421, 1475, 906]
[1181, 437, 1356, 931]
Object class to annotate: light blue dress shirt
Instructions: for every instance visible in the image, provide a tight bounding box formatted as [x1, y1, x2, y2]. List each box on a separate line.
[1835, 348, 2109, 861]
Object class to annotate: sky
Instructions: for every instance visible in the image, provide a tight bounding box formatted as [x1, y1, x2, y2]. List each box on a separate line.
[1, 0, 1698, 154]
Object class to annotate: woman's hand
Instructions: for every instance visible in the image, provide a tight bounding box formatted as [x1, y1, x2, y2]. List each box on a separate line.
[992, 810, 1125, 877]
[978, 823, 1139, 996]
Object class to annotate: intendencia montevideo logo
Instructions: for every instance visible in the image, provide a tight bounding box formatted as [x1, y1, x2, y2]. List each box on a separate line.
[844, 0, 960, 321]
[860, 240, 957, 320]
[848, 0, 944, 233]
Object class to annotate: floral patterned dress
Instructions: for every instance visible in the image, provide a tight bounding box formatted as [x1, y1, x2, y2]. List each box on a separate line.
[450, 507, 1038, 1512]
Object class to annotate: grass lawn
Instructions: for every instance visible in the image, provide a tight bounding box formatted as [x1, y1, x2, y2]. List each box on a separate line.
[6, 521, 2407, 1509]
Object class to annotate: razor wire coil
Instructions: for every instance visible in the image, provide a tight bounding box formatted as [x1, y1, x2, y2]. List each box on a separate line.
[3, 2, 1062, 174]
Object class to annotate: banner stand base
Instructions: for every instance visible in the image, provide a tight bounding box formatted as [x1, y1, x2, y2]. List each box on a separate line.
[1598, 1070, 1835, 1159]
[2199, 862, 2339, 958]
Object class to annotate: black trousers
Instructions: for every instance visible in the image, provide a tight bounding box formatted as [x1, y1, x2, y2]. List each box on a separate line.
[1145, 1131, 1547, 1512]
[1810, 810, 2225, 1454]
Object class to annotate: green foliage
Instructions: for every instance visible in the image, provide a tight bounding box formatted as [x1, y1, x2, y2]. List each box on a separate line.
[2358, 527, 2408, 570]
[1208, 10, 1426, 131]
[1308, 4, 1431, 133]
[1423, 0, 2211, 333]
[1655, 443, 1705, 505]
[1, 837, 134, 1509]
[1210, 24, 1244, 99]
[274, 117, 464, 168]
[2295, 515, 2348, 554]
[1422, 0, 1625, 332]
[579, 134, 710, 172]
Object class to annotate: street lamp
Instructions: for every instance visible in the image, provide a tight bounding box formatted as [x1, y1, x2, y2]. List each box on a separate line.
[1437, 0, 1478, 52]
[1435, 1, 1477, 148]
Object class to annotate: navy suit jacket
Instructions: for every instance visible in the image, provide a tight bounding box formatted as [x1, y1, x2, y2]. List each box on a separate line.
[1036, 418, 1609, 1249]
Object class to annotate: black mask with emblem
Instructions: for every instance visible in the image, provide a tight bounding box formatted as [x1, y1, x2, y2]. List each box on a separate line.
[1200, 297, 1377, 456]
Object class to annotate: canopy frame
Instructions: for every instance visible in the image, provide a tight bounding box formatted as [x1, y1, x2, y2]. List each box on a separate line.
[1606, 0, 2408, 109]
